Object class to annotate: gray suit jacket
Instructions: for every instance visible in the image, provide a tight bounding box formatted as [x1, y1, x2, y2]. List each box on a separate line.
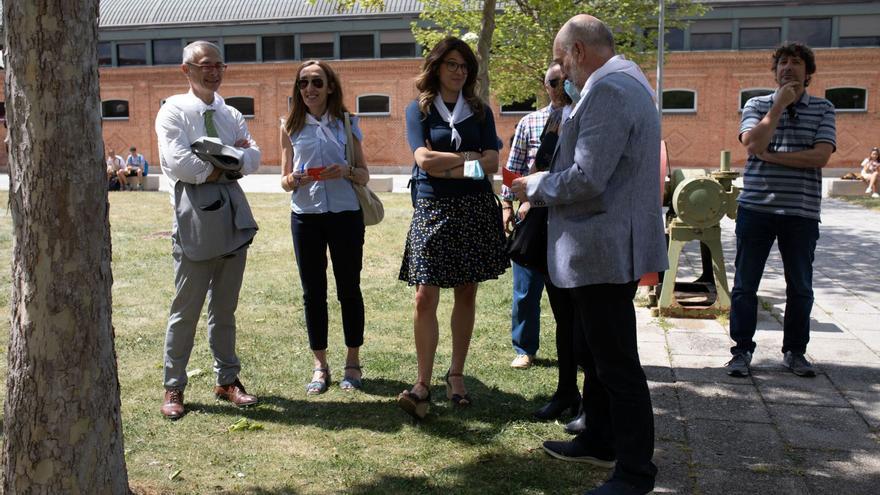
[527, 72, 668, 288]
[173, 180, 258, 261]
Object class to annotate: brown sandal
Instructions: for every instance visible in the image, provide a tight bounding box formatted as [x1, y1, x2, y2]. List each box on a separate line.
[397, 382, 431, 419]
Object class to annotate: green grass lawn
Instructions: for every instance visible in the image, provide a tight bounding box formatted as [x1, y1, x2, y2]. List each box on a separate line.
[839, 194, 880, 211]
[0, 191, 605, 494]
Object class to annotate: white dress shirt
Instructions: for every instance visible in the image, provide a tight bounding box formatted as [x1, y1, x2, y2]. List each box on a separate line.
[155, 90, 261, 185]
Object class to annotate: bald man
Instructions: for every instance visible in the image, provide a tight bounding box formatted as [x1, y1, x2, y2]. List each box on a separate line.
[512, 15, 666, 495]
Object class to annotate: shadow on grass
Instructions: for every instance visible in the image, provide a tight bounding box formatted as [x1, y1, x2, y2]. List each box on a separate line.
[208, 451, 606, 495]
[185, 376, 577, 445]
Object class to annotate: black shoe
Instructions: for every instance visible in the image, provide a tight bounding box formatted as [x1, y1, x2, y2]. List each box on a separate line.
[725, 351, 752, 377]
[564, 407, 586, 434]
[584, 479, 651, 495]
[534, 392, 580, 421]
[542, 439, 615, 468]
[783, 351, 816, 377]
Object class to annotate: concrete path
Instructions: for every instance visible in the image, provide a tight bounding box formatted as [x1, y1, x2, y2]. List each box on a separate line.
[642, 198, 880, 494]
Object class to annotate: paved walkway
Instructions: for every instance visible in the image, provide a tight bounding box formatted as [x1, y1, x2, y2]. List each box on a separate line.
[641, 198, 880, 494]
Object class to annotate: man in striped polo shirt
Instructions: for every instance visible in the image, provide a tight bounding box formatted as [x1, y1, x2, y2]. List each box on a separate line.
[726, 42, 836, 378]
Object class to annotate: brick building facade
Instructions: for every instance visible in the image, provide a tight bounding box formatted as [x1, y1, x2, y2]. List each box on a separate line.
[1, 0, 878, 172]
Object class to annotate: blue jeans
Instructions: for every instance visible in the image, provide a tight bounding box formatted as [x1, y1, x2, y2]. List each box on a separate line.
[730, 207, 819, 356]
[510, 261, 544, 356]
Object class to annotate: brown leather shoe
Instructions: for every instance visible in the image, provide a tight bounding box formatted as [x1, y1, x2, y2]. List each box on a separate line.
[161, 389, 185, 420]
[214, 378, 258, 407]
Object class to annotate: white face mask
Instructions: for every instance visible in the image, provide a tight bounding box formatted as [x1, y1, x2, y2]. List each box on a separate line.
[563, 79, 581, 104]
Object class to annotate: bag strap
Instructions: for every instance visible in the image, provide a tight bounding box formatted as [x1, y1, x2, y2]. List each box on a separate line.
[343, 112, 355, 168]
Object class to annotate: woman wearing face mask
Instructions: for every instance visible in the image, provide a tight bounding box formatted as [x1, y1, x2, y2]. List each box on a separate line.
[396, 37, 509, 419]
[280, 60, 370, 395]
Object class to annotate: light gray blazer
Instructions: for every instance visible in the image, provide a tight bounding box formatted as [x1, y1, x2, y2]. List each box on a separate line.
[173, 180, 258, 261]
[526, 72, 668, 288]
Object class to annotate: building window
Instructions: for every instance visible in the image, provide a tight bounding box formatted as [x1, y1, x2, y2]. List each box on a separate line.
[102, 100, 130, 119]
[739, 88, 774, 111]
[690, 33, 731, 50]
[739, 28, 780, 49]
[788, 18, 832, 47]
[840, 36, 880, 47]
[262, 36, 294, 61]
[381, 42, 415, 58]
[225, 37, 257, 63]
[340, 34, 375, 59]
[117, 42, 146, 66]
[300, 33, 334, 60]
[501, 97, 537, 114]
[825, 87, 867, 112]
[301, 42, 334, 59]
[98, 42, 112, 66]
[226, 97, 255, 118]
[380, 30, 416, 58]
[357, 94, 390, 115]
[666, 28, 685, 51]
[662, 90, 697, 113]
[839, 15, 880, 47]
[153, 39, 181, 65]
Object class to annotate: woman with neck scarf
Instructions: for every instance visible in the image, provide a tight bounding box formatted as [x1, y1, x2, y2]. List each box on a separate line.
[280, 60, 370, 395]
[397, 37, 509, 419]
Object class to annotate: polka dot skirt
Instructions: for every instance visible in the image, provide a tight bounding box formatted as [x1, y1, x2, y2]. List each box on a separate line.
[399, 192, 510, 288]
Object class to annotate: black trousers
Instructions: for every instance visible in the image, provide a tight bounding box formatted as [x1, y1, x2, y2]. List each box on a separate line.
[544, 277, 584, 398]
[556, 280, 657, 491]
[291, 210, 365, 351]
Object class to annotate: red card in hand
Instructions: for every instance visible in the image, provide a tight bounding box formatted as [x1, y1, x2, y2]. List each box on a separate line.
[502, 167, 522, 187]
[306, 167, 326, 180]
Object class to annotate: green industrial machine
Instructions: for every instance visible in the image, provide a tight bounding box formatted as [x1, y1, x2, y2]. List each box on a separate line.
[655, 151, 740, 318]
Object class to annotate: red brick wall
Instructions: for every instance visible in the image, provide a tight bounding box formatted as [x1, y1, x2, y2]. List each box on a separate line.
[1, 48, 877, 172]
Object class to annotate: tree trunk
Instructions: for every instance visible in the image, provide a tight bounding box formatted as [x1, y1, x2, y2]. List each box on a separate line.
[2, 1, 130, 493]
[477, 0, 496, 102]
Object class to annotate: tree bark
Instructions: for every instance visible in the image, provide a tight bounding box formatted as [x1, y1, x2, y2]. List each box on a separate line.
[476, 0, 496, 102]
[2, 1, 130, 493]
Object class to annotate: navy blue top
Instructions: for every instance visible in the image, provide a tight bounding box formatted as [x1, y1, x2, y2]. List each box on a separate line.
[405, 99, 499, 199]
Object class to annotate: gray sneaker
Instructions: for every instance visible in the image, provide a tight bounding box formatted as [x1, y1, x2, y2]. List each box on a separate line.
[725, 351, 752, 377]
[783, 351, 816, 377]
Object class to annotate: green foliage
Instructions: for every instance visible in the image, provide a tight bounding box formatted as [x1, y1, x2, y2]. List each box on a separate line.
[413, 0, 708, 106]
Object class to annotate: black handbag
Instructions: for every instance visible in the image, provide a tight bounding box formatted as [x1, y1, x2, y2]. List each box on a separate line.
[505, 206, 548, 273]
[504, 107, 562, 273]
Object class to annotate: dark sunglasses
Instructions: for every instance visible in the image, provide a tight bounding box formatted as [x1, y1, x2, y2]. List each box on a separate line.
[297, 78, 325, 90]
[547, 78, 561, 88]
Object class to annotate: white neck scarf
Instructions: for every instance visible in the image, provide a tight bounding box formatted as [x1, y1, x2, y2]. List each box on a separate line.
[572, 55, 656, 116]
[432, 92, 473, 150]
[306, 112, 342, 149]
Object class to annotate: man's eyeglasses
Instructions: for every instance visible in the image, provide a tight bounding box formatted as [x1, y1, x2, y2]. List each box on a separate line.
[186, 62, 227, 73]
[443, 60, 468, 74]
[297, 78, 326, 90]
[547, 78, 561, 88]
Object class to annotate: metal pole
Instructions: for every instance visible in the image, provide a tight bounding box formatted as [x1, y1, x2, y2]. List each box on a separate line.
[656, 0, 665, 122]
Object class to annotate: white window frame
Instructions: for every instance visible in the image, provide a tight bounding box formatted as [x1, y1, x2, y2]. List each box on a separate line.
[738, 87, 774, 112]
[825, 86, 868, 113]
[226, 96, 255, 119]
[500, 97, 537, 115]
[661, 89, 697, 114]
[356, 94, 391, 116]
[102, 99, 130, 120]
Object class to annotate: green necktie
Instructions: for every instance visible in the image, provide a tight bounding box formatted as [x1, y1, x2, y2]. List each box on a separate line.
[204, 109, 218, 138]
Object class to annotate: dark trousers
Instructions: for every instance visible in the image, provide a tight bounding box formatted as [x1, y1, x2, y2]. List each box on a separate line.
[558, 280, 657, 491]
[730, 207, 819, 355]
[544, 277, 583, 398]
[291, 210, 365, 351]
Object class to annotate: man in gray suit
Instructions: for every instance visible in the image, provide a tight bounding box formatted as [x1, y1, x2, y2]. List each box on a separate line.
[512, 15, 667, 495]
[155, 41, 261, 419]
